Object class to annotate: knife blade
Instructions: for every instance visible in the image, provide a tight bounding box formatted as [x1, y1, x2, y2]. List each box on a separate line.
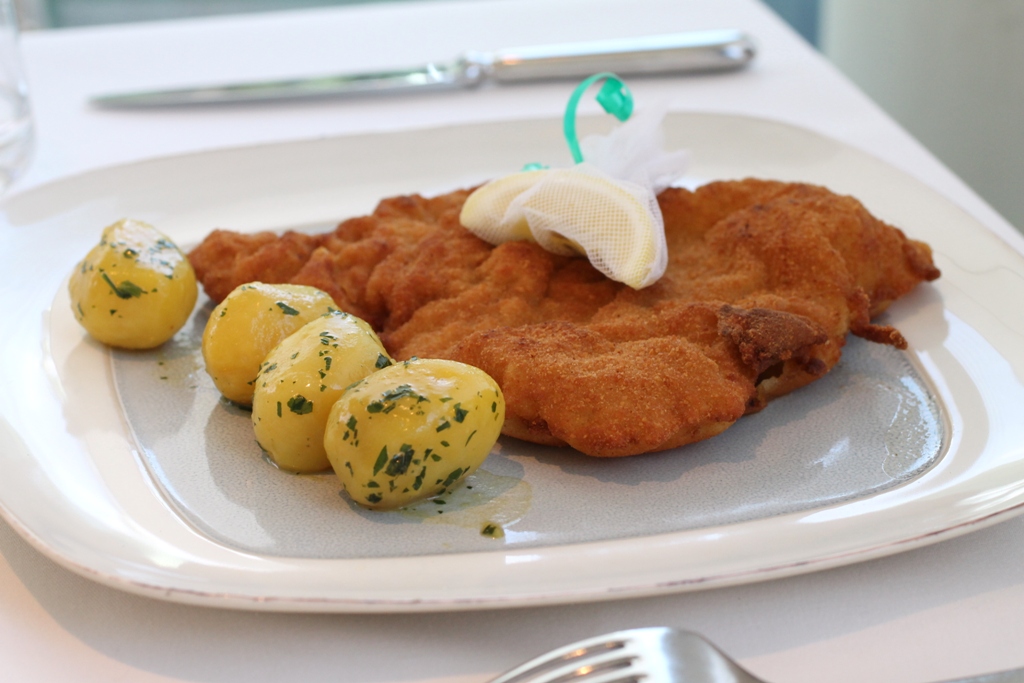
[90, 29, 755, 108]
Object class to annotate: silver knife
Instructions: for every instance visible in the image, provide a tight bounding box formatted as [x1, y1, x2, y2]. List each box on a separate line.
[90, 29, 755, 108]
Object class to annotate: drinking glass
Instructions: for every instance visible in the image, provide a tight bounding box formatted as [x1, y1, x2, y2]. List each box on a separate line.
[0, 0, 31, 192]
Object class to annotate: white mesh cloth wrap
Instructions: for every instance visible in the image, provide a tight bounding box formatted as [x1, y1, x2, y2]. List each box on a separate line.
[579, 103, 688, 194]
[460, 104, 688, 289]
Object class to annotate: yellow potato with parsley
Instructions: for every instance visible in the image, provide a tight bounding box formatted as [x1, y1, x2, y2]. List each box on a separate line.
[68, 219, 197, 349]
[324, 358, 505, 510]
[252, 311, 393, 473]
[202, 282, 336, 406]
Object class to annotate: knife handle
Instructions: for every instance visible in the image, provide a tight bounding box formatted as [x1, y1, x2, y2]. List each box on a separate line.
[470, 30, 755, 84]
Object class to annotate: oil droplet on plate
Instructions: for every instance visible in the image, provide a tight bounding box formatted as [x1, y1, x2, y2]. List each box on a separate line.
[400, 465, 532, 538]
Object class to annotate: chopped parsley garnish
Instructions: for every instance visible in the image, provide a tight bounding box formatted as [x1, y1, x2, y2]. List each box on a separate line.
[366, 384, 428, 414]
[101, 273, 145, 299]
[375, 353, 392, 369]
[276, 301, 300, 315]
[382, 384, 425, 402]
[366, 493, 383, 504]
[286, 395, 313, 415]
[453, 403, 468, 423]
[441, 467, 465, 489]
[384, 444, 415, 476]
[435, 420, 451, 432]
[373, 447, 388, 475]
[412, 466, 426, 491]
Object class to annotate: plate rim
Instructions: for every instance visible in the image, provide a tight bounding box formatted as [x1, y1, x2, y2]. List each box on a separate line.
[3, 111, 1024, 612]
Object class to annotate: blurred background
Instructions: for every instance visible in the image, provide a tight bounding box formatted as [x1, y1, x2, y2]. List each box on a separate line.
[10, 0, 1024, 231]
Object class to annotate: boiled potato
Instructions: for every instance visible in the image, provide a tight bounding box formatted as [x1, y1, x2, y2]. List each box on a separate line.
[252, 311, 393, 472]
[202, 282, 336, 406]
[68, 219, 197, 349]
[324, 358, 505, 510]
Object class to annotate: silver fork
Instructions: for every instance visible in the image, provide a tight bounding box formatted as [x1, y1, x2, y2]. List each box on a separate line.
[488, 627, 1024, 683]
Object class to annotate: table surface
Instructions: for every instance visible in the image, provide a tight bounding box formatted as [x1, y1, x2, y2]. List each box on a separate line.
[4, 0, 1024, 681]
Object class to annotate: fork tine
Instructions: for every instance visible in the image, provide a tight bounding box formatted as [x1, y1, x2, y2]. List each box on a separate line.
[490, 629, 658, 683]
[524, 651, 641, 683]
[490, 633, 630, 683]
[490, 627, 765, 683]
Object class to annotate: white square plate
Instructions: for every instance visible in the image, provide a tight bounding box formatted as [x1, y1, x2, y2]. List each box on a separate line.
[1, 113, 1023, 612]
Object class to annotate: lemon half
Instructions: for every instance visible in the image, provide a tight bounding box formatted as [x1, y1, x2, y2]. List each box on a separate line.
[460, 167, 667, 289]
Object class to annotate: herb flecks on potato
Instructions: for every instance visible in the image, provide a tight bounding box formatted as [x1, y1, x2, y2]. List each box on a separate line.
[69, 219, 197, 349]
[325, 358, 505, 510]
[202, 282, 336, 406]
[252, 311, 392, 473]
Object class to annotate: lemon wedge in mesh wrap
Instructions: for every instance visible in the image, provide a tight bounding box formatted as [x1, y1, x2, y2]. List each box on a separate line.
[460, 165, 668, 289]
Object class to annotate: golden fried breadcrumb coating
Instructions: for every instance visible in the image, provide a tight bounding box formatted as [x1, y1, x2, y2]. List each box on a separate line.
[189, 179, 939, 457]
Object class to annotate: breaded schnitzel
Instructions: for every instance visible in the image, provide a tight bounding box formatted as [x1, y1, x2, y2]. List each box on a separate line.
[189, 179, 940, 457]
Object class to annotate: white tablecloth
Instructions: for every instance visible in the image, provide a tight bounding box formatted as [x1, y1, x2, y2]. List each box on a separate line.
[4, 0, 1024, 681]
